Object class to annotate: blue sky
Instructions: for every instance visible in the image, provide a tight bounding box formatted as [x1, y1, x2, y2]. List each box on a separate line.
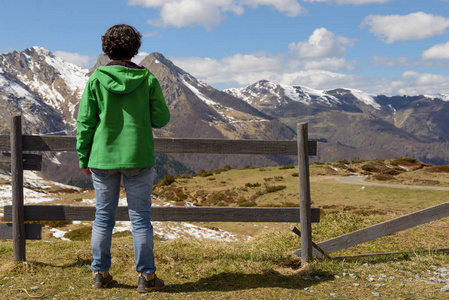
[1, 0, 449, 95]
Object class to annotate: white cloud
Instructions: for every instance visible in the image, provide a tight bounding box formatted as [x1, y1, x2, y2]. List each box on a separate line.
[304, 0, 390, 3]
[172, 52, 449, 95]
[172, 50, 358, 90]
[422, 42, 449, 60]
[129, 0, 302, 29]
[241, 0, 303, 17]
[395, 71, 449, 95]
[361, 12, 449, 43]
[372, 55, 449, 68]
[142, 30, 160, 37]
[288, 28, 355, 58]
[302, 57, 356, 71]
[172, 53, 284, 85]
[54, 51, 91, 67]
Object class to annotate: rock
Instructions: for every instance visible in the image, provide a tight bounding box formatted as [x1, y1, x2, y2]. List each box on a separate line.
[372, 292, 382, 297]
[440, 285, 449, 292]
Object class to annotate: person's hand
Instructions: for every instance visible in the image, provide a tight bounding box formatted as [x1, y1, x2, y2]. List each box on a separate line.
[81, 168, 91, 175]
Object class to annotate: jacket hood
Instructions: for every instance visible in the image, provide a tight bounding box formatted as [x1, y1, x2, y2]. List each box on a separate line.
[95, 66, 149, 95]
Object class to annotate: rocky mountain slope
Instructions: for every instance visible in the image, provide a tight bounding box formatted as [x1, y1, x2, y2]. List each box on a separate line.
[225, 80, 449, 164]
[2, 47, 449, 188]
[0, 48, 295, 185]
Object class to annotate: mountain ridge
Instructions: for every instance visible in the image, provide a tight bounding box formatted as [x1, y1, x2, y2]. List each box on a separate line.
[2, 47, 449, 186]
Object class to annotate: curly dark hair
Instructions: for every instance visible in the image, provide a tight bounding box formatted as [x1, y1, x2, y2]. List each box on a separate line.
[102, 24, 142, 60]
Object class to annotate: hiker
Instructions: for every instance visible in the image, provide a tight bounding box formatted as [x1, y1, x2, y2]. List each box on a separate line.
[76, 24, 170, 293]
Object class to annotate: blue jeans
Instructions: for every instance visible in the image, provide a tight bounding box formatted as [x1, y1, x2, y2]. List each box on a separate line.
[90, 167, 156, 274]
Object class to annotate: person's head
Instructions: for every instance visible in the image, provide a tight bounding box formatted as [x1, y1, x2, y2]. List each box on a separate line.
[102, 24, 142, 60]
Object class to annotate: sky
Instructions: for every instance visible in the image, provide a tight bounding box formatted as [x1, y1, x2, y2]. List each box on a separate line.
[1, 0, 449, 95]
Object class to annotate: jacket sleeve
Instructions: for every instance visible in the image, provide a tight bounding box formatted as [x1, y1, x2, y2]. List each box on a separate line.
[76, 79, 99, 168]
[148, 76, 170, 128]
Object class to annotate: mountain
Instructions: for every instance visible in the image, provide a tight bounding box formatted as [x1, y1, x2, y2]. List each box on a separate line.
[0, 47, 86, 135]
[225, 80, 449, 165]
[89, 53, 296, 171]
[3, 46, 449, 187]
[0, 48, 295, 186]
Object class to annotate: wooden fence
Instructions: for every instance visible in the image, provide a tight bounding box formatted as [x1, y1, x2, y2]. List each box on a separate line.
[0, 115, 319, 262]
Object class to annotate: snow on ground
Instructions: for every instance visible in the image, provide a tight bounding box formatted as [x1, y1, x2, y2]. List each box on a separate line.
[1, 171, 248, 242]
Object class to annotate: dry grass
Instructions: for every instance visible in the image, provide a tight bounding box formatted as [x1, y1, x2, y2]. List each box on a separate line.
[1, 159, 449, 299]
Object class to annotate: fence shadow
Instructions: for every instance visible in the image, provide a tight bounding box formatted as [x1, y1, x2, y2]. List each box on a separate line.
[159, 270, 334, 293]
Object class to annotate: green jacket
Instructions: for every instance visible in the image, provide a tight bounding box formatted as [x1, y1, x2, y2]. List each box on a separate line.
[76, 65, 170, 169]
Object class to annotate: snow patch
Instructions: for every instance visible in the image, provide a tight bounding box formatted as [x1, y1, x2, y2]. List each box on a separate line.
[343, 88, 381, 110]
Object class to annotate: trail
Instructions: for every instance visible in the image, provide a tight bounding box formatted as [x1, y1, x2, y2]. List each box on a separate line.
[335, 176, 449, 191]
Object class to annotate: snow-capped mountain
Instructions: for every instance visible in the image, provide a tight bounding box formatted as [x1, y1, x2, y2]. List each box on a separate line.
[2, 46, 449, 179]
[226, 80, 449, 164]
[0, 47, 88, 135]
[0, 48, 295, 184]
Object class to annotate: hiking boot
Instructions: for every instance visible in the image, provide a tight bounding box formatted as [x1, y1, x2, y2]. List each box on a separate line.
[137, 272, 165, 293]
[92, 270, 113, 289]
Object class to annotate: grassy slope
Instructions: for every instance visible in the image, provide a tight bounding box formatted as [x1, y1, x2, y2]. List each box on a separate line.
[1, 158, 449, 299]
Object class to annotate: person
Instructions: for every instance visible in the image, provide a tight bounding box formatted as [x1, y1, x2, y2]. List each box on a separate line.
[76, 24, 170, 293]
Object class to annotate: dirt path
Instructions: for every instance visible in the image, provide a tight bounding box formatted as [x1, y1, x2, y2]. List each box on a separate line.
[335, 176, 449, 191]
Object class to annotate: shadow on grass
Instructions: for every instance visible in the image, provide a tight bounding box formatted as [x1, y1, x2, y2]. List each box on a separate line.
[159, 270, 334, 293]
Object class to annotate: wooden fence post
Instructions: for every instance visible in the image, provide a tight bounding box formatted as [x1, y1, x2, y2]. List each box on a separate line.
[298, 123, 312, 261]
[11, 115, 26, 261]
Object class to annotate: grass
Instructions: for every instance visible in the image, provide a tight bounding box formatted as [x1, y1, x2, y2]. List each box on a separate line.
[2, 159, 449, 298]
[1, 214, 449, 299]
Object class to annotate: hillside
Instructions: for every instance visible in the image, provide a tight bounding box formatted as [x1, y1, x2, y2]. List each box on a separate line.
[1, 161, 449, 299]
[226, 80, 449, 165]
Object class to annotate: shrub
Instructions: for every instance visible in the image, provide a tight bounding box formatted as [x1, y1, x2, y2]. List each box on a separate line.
[176, 173, 192, 179]
[384, 168, 404, 175]
[338, 159, 350, 165]
[428, 165, 449, 173]
[237, 197, 257, 207]
[158, 175, 175, 186]
[351, 157, 364, 164]
[198, 170, 213, 177]
[291, 173, 299, 177]
[265, 185, 287, 193]
[279, 164, 295, 170]
[361, 164, 379, 173]
[245, 182, 261, 188]
[223, 164, 233, 171]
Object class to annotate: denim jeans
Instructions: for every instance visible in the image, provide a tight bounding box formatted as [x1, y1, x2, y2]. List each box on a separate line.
[90, 167, 156, 274]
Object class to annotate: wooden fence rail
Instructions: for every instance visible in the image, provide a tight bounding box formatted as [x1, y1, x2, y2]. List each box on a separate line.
[0, 115, 318, 262]
[293, 201, 449, 257]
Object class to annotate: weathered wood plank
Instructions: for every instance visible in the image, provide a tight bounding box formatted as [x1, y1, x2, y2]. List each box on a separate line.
[293, 201, 449, 257]
[0, 223, 42, 240]
[0, 135, 9, 151]
[11, 116, 26, 261]
[154, 138, 317, 156]
[298, 123, 312, 261]
[0, 135, 317, 156]
[0, 153, 42, 171]
[4, 206, 321, 223]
